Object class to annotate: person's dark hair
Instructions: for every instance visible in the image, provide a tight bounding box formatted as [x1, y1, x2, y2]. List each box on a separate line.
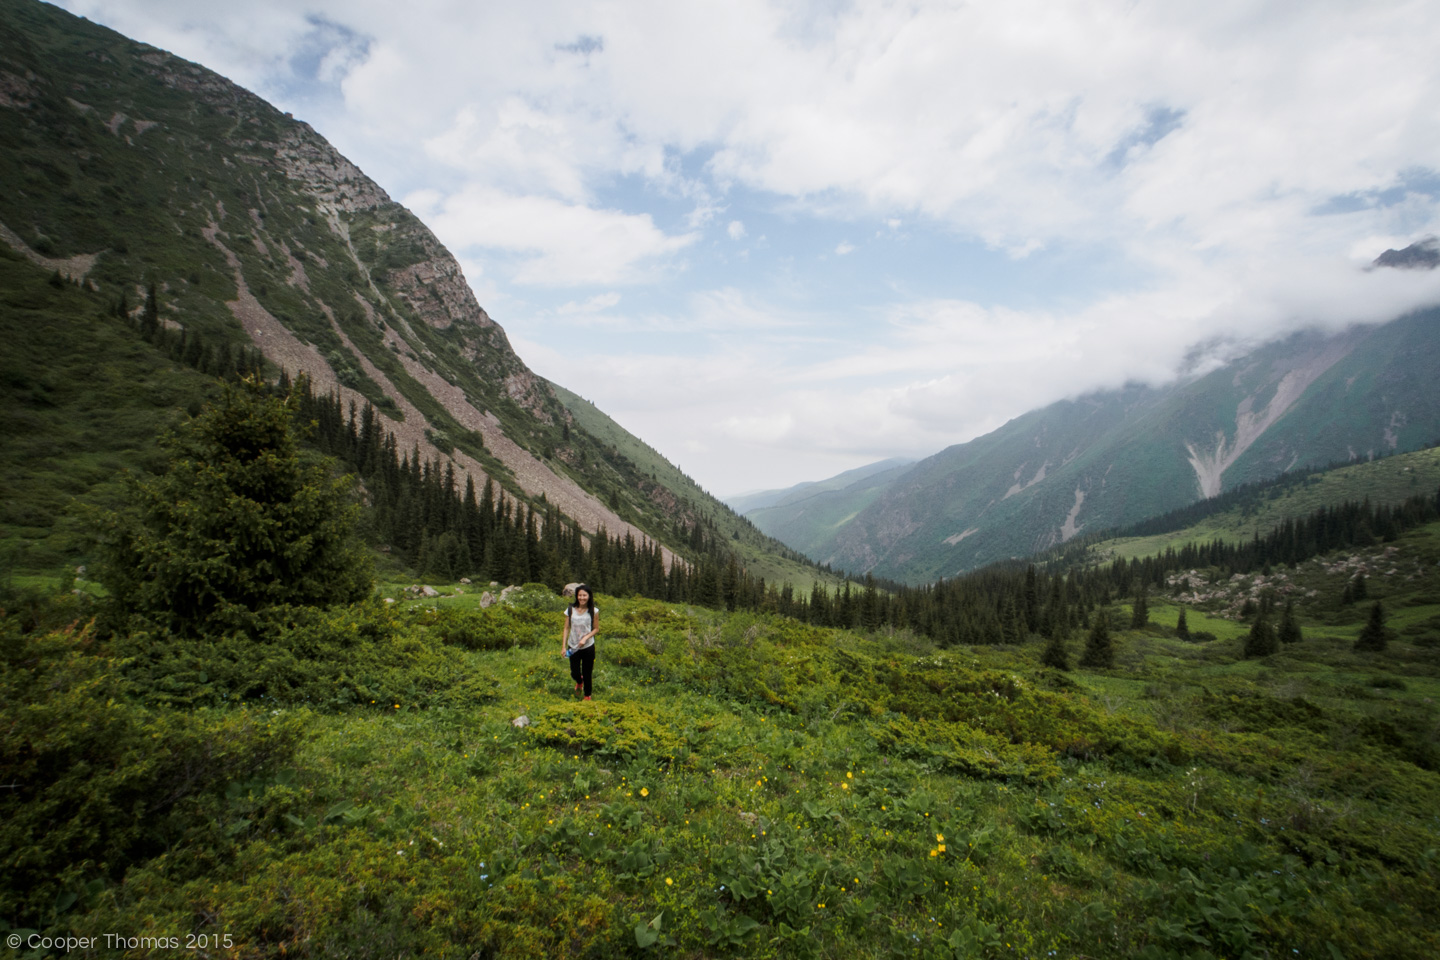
[572, 583, 593, 610]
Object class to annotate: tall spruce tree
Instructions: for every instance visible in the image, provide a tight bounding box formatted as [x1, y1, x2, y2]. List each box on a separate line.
[1243, 616, 1279, 658]
[1079, 610, 1114, 669]
[99, 379, 372, 636]
[1277, 601, 1303, 645]
[1175, 606, 1190, 641]
[1130, 589, 1149, 629]
[1041, 618, 1070, 670]
[1354, 602, 1388, 652]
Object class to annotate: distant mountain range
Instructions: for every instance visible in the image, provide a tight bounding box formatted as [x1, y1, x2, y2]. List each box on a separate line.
[737, 298, 1440, 584]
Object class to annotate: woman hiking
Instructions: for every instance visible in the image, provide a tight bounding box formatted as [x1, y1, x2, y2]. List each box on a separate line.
[562, 584, 599, 700]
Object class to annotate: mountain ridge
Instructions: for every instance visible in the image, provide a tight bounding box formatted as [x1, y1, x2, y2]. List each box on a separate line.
[0, 0, 808, 580]
[745, 309, 1440, 583]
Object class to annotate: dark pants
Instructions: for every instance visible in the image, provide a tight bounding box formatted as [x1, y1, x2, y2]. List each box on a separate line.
[569, 645, 595, 696]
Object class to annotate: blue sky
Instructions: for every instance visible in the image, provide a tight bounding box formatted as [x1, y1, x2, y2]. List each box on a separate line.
[56, 0, 1440, 496]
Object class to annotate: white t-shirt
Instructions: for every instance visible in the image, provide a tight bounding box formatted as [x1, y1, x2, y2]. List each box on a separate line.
[567, 605, 597, 651]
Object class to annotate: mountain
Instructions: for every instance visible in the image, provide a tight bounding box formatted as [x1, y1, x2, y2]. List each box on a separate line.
[1373, 237, 1440, 271]
[724, 458, 915, 515]
[0, 0, 811, 583]
[757, 308, 1440, 584]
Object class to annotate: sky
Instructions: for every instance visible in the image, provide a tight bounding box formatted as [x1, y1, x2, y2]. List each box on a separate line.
[54, 0, 1440, 497]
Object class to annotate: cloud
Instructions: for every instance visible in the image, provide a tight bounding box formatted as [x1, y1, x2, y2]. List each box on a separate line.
[56, 0, 1440, 494]
[557, 292, 621, 314]
[406, 186, 696, 286]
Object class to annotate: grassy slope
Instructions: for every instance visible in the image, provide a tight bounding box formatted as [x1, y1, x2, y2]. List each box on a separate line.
[1094, 446, 1440, 561]
[44, 521, 1439, 959]
[0, 248, 222, 570]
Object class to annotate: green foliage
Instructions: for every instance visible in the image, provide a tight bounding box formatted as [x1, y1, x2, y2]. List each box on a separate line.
[1277, 601, 1302, 644]
[1243, 617, 1279, 658]
[1080, 610, 1115, 668]
[1041, 620, 1070, 670]
[113, 601, 505, 710]
[0, 620, 302, 929]
[98, 380, 372, 636]
[1355, 601, 1389, 652]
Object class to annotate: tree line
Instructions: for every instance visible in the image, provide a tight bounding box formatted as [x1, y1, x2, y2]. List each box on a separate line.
[299, 377, 1440, 650]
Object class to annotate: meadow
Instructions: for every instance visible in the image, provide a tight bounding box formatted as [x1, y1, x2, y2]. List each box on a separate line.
[5, 559, 1438, 959]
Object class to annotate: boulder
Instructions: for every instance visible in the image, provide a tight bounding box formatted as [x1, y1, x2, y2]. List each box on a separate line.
[511, 715, 530, 728]
[479, 592, 496, 608]
[421, 585, 440, 598]
[563, 582, 581, 598]
[460, 577, 472, 584]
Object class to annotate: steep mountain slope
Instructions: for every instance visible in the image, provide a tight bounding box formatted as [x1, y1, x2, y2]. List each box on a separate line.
[725, 458, 914, 515]
[732, 459, 918, 562]
[0, 0, 792, 576]
[794, 308, 1440, 583]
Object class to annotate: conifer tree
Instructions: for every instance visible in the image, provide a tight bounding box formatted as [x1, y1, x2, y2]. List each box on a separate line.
[1079, 610, 1114, 669]
[99, 378, 372, 636]
[1041, 618, 1070, 670]
[141, 280, 159, 339]
[1243, 616, 1279, 658]
[1001, 595, 1024, 644]
[1130, 589, 1149, 629]
[1175, 606, 1190, 641]
[1022, 566, 1041, 633]
[1354, 602, 1388, 652]
[1277, 601, 1303, 645]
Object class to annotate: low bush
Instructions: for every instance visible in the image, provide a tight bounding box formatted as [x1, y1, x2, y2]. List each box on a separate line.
[113, 601, 499, 710]
[0, 621, 302, 929]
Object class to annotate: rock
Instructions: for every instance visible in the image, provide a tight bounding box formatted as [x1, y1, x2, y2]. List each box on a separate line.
[421, 585, 440, 598]
[384, 597, 395, 604]
[479, 592, 496, 608]
[563, 582, 581, 598]
[511, 715, 530, 728]
[500, 585, 520, 601]
[460, 578, 471, 584]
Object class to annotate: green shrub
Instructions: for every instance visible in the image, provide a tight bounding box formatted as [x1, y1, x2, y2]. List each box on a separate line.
[0, 622, 302, 928]
[113, 602, 497, 710]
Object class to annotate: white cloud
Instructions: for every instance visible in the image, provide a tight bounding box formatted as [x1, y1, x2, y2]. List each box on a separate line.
[55, 0, 1440, 494]
[406, 186, 696, 286]
[557, 292, 622, 314]
[835, 241, 855, 255]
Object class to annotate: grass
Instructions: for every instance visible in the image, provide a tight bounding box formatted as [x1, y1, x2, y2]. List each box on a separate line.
[12, 526, 1438, 958]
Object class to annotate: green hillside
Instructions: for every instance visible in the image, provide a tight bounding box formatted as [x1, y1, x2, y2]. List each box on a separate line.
[0, 246, 225, 570]
[1094, 446, 1440, 561]
[815, 313, 1440, 584]
[6, 365, 1440, 957]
